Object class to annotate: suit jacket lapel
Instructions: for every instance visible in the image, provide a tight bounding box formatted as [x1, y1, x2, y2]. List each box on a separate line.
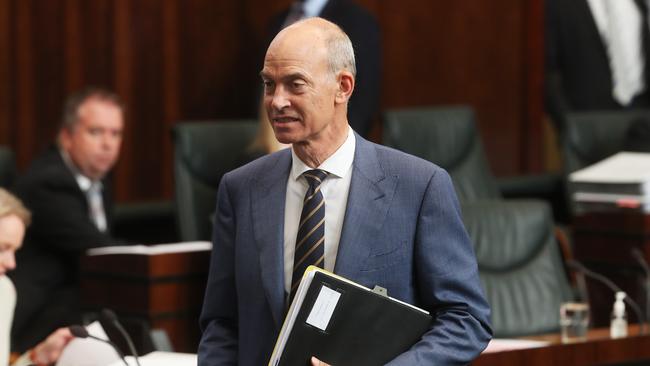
[251, 150, 291, 330]
[335, 135, 398, 279]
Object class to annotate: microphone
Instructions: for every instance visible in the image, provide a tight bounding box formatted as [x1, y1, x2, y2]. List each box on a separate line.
[631, 248, 650, 328]
[567, 260, 646, 334]
[69, 325, 129, 366]
[100, 309, 142, 366]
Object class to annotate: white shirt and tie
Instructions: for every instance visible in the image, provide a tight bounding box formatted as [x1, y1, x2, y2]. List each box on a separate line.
[588, 0, 650, 105]
[60, 151, 108, 233]
[282, 127, 355, 293]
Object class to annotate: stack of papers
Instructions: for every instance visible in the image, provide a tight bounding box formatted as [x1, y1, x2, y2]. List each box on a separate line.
[481, 339, 549, 354]
[86, 241, 212, 256]
[569, 152, 650, 213]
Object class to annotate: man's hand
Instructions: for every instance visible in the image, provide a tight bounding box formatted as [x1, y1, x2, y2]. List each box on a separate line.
[30, 327, 74, 365]
[311, 356, 332, 366]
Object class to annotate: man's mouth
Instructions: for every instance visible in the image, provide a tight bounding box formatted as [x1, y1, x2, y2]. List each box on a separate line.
[272, 116, 300, 123]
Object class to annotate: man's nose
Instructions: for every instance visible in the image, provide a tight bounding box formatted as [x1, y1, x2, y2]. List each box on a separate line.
[2, 253, 16, 271]
[101, 133, 119, 150]
[271, 87, 290, 111]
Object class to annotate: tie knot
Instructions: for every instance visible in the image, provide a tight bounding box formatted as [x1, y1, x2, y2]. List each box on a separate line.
[303, 169, 328, 188]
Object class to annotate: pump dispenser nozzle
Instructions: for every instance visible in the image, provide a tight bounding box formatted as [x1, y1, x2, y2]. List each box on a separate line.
[611, 291, 628, 338]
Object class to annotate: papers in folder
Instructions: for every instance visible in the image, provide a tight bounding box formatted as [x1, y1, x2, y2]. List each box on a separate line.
[481, 338, 549, 354]
[269, 266, 432, 366]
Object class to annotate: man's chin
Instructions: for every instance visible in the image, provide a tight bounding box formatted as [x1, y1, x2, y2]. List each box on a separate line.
[273, 132, 300, 145]
[86, 167, 112, 181]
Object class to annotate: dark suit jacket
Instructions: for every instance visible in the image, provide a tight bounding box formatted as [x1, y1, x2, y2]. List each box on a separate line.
[545, 0, 650, 132]
[8, 146, 115, 332]
[266, 0, 382, 138]
[198, 133, 492, 366]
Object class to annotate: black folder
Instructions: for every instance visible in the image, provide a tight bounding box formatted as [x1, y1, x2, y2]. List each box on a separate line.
[268, 266, 432, 366]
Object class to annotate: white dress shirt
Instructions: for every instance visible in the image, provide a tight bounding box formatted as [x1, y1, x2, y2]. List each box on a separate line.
[0, 275, 15, 366]
[588, 0, 649, 105]
[283, 0, 329, 28]
[60, 150, 107, 232]
[283, 127, 355, 293]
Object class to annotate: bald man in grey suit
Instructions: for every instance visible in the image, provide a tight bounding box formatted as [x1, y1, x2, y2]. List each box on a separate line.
[199, 18, 491, 366]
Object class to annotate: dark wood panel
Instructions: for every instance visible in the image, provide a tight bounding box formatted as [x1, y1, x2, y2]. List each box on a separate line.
[80, 250, 210, 352]
[475, 326, 650, 366]
[376, 0, 531, 175]
[0, 0, 9, 145]
[13, 0, 37, 168]
[0, 0, 544, 202]
[524, 0, 545, 173]
[161, 1, 180, 198]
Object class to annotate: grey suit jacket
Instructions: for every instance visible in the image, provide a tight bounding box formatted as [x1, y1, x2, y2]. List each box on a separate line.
[198, 133, 492, 365]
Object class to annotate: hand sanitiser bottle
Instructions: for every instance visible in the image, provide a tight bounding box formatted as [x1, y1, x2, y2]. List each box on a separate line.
[610, 291, 628, 338]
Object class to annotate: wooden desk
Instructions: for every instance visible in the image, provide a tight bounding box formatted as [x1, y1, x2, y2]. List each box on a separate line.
[80, 245, 210, 353]
[475, 326, 650, 366]
[573, 212, 650, 326]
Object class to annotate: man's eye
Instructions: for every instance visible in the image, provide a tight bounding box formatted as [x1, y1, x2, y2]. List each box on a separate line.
[292, 82, 305, 90]
[88, 128, 102, 136]
[263, 81, 275, 93]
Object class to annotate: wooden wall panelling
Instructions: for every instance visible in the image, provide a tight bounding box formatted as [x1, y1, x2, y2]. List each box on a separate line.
[376, 0, 532, 176]
[0, 0, 9, 145]
[113, 0, 134, 202]
[162, 0, 180, 199]
[122, 0, 166, 202]
[64, 0, 82, 91]
[0, 0, 545, 202]
[79, 0, 114, 88]
[523, 0, 544, 173]
[14, 0, 37, 168]
[36, 1, 68, 152]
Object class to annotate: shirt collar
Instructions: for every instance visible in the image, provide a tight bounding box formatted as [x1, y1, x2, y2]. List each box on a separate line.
[59, 149, 101, 192]
[303, 0, 329, 18]
[291, 126, 355, 181]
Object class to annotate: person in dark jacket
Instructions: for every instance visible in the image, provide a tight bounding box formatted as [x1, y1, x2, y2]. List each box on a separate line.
[9, 87, 124, 352]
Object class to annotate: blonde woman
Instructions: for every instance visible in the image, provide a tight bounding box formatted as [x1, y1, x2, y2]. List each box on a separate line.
[0, 188, 73, 366]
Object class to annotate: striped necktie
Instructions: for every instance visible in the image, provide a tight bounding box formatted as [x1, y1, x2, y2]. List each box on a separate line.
[290, 169, 328, 301]
[87, 182, 107, 232]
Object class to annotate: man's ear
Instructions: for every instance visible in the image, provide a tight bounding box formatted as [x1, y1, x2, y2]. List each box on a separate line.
[335, 71, 355, 104]
[58, 128, 72, 151]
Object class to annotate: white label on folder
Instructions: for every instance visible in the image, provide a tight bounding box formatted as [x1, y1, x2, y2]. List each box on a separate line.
[306, 285, 341, 331]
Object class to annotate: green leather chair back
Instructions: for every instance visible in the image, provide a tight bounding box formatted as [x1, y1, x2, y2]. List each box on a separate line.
[172, 120, 257, 241]
[383, 106, 501, 203]
[383, 106, 574, 336]
[464, 200, 574, 337]
[563, 110, 650, 174]
[0, 146, 15, 188]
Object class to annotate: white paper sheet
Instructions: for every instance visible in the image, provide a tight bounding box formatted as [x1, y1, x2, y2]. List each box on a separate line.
[306, 286, 341, 330]
[106, 351, 197, 366]
[56, 322, 121, 366]
[86, 241, 212, 256]
[569, 152, 650, 184]
[481, 338, 550, 354]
